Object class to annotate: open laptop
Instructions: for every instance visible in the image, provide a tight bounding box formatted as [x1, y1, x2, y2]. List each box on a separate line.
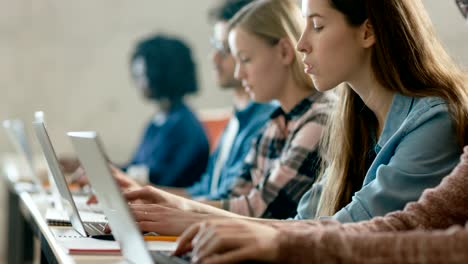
[68, 131, 190, 264]
[33, 121, 107, 237]
[2, 119, 47, 195]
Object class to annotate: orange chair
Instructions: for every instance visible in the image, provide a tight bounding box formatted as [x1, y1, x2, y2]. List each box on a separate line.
[200, 109, 231, 152]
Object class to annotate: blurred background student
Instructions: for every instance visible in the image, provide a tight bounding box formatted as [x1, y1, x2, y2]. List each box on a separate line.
[60, 35, 210, 188]
[122, 34, 210, 187]
[95, 0, 277, 200]
[168, 0, 278, 200]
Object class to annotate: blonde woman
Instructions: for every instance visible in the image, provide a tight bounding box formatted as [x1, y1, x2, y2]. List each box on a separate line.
[120, 0, 334, 233]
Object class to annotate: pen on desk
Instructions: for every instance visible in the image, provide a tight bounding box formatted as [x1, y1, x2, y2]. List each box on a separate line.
[143, 236, 178, 242]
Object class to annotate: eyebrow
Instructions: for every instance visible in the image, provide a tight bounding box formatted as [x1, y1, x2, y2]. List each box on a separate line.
[235, 50, 247, 57]
[303, 13, 323, 19]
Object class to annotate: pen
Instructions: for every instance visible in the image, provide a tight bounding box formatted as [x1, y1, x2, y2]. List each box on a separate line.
[143, 236, 178, 242]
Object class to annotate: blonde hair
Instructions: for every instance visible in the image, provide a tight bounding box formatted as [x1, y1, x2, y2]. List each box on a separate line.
[317, 0, 468, 217]
[228, 0, 313, 90]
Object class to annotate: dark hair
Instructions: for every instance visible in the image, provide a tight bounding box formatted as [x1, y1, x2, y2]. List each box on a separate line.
[209, 0, 254, 22]
[131, 34, 198, 101]
[329, 0, 367, 25]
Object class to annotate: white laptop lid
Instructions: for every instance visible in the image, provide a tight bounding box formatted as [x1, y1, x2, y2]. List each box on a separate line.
[32, 112, 65, 212]
[32, 120, 88, 236]
[3, 119, 47, 195]
[68, 131, 153, 264]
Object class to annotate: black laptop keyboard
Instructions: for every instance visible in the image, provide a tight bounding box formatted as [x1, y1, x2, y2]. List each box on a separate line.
[151, 251, 191, 264]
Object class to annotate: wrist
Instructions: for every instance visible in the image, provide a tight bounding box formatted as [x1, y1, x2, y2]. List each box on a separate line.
[179, 197, 204, 213]
[262, 229, 282, 263]
[276, 229, 294, 263]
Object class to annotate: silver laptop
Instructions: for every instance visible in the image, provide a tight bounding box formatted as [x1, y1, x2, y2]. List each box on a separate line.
[33, 121, 107, 237]
[68, 131, 189, 264]
[3, 119, 47, 195]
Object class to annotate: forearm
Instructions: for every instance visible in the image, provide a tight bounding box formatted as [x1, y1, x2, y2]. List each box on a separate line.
[158, 186, 191, 198]
[277, 226, 468, 264]
[177, 198, 246, 218]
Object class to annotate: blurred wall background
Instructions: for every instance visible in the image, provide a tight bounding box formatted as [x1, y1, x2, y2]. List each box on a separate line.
[0, 0, 467, 262]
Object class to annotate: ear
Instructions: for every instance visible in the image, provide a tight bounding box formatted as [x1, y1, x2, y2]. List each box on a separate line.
[277, 38, 295, 65]
[360, 19, 375, 48]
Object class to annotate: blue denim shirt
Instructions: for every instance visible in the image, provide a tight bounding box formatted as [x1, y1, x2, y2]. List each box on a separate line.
[187, 102, 277, 199]
[295, 93, 461, 222]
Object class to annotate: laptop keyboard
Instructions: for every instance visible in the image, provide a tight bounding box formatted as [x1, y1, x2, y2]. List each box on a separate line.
[150, 251, 191, 264]
[84, 222, 107, 236]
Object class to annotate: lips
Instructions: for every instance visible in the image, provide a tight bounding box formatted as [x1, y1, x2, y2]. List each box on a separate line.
[303, 60, 316, 74]
[242, 81, 253, 92]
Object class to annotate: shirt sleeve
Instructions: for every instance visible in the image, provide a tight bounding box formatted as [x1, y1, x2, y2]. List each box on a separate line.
[221, 134, 260, 199]
[224, 122, 323, 218]
[271, 147, 468, 263]
[276, 225, 468, 264]
[186, 172, 211, 198]
[294, 177, 325, 220]
[204, 162, 246, 200]
[333, 109, 460, 222]
[186, 143, 222, 197]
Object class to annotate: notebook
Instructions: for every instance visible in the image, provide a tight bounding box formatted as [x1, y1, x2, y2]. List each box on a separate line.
[53, 228, 177, 255]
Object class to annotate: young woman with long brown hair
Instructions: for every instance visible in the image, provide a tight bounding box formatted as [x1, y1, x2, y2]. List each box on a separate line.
[295, 0, 467, 222]
[173, 0, 468, 262]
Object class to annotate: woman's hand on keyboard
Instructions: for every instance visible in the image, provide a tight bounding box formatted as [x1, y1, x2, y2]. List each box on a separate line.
[174, 219, 280, 264]
[128, 203, 217, 236]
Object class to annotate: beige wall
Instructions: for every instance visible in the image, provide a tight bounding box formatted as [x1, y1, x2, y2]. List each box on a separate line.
[0, 0, 467, 262]
[0, 0, 229, 163]
[0, 0, 467, 162]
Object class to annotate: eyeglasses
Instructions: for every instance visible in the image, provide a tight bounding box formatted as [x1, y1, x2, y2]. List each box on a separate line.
[209, 37, 231, 57]
[456, 0, 468, 19]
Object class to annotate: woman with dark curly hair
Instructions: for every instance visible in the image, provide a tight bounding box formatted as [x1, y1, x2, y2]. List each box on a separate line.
[125, 34, 209, 187]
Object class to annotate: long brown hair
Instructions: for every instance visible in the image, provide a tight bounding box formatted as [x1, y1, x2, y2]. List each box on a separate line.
[317, 0, 468, 217]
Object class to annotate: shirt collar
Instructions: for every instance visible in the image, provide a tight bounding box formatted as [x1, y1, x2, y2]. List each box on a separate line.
[377, 93, 414, 147]
[270, 93, 321, 121]
[151, 101, 186, 126]
[234, 101, 272, 127]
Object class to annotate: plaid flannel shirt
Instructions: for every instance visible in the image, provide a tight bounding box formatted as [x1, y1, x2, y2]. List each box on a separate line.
[222, 92, 334, 219]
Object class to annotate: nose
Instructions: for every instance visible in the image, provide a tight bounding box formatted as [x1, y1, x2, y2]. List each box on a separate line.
[211, 50, 222, 65]
[296, 31, 311, 54]
[234, 63, 244, 80]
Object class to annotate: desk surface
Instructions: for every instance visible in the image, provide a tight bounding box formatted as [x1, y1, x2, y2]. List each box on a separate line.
[20, 191, 126, 264]
[4, 176, 176, 264]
